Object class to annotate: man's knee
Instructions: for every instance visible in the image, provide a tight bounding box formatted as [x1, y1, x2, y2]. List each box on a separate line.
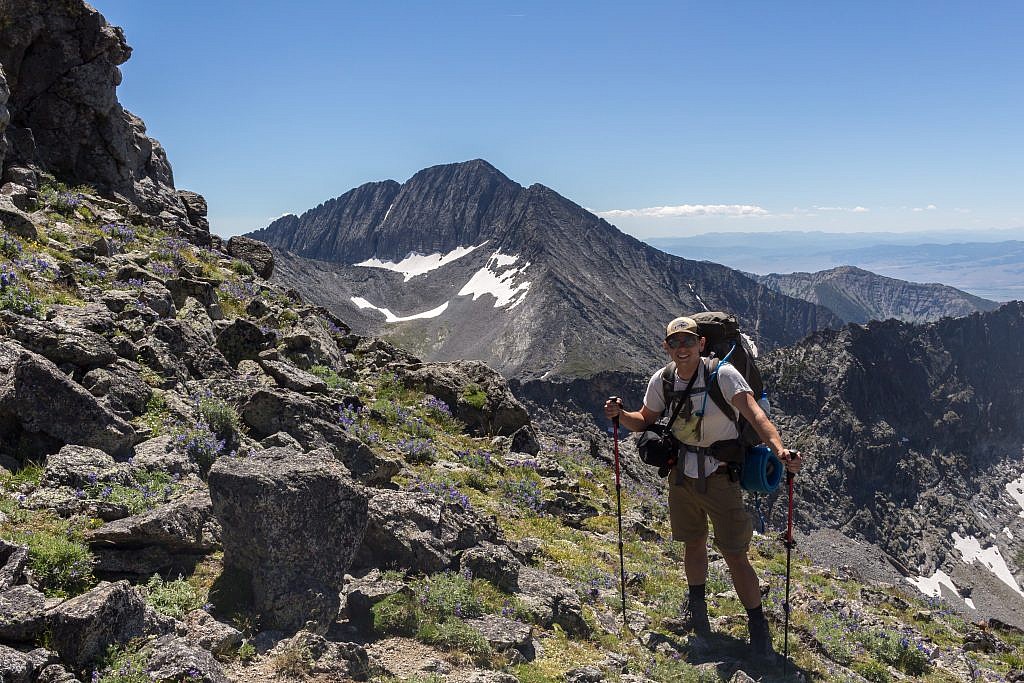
[683, 535, 708, 552]
[721, 549, 753, 569]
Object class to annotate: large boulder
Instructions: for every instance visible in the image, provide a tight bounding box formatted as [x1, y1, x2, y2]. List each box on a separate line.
[0, 341, 136, 456]
[239, 387, 398, 485]
[45, 580, 146, 669]
[87, 491, 220, 575]
[145, 635, 227, 683]
[397, 360, 530, 436]
[0, 585, 46, 642]
[149, 319, 232, 379]
[207, 447, 368, 633]
[40, 444, 132, 490]
[227, 236, 274, 279]
[215, 318, 269, 366]
[515, 567, 589, 637]
[351, 488, 503, 573]
[0, 311, 116, 368]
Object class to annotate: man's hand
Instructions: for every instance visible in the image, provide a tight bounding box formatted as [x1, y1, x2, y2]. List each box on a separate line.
[779, 448, 803, 473]
[603, 397, 622, 420]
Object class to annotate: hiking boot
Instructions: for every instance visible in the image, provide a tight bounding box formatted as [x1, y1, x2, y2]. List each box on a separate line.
[686, 599, 711, 636]
[748, 613, 777, 660]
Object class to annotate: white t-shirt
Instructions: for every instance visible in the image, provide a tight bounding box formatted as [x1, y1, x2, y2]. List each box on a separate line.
[642, 359, 752, 478]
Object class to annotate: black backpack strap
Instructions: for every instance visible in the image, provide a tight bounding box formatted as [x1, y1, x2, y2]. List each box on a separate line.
[662, 362, 699, 432]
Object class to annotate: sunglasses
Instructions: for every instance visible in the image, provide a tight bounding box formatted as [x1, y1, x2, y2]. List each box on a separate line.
[666, 335, 699, 349]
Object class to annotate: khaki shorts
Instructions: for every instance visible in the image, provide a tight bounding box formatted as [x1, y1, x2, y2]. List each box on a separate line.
[668, 467, 753, 555]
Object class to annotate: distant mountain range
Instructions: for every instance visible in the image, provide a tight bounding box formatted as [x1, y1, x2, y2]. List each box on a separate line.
[648, 231, 1024, 302]
[249, 160, 840, 381]
[755, 266, 1000, 324]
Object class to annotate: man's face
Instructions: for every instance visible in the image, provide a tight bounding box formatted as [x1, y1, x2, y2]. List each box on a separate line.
[663, 333, 704, 371]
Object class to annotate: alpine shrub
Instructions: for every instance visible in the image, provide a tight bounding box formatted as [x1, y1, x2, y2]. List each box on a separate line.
[144, 574, 204, 619]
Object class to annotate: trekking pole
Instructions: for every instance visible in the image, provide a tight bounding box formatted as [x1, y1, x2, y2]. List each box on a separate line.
[609, 396, 628, 631]
[783, 469, 796, 672]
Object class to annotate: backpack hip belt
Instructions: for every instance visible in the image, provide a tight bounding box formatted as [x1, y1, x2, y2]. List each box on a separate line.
[681, 439, 744, 462]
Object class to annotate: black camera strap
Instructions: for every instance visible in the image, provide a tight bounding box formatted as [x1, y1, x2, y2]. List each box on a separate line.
[664, 364, 700, 434]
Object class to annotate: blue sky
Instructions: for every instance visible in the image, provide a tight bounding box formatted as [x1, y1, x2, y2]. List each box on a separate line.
[93, 1, 1024, 239]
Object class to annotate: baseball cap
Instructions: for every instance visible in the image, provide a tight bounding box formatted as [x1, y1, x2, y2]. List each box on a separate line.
[665, 316, 700, 340]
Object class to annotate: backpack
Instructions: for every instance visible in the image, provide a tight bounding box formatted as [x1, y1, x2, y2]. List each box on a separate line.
[660, 311, 764, 460]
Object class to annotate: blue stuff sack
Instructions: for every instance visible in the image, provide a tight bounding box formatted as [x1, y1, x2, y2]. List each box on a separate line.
[741, 445, 783, 493]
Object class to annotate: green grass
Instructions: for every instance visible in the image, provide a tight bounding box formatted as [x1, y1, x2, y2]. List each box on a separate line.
[144, 573, 205, 619]
[461, 382, 487, 410]
[0, 511, 96, 597]
[309, 365, 355, 391]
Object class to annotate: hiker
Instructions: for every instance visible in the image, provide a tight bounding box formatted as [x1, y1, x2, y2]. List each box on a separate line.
[603, 315, 802, 659]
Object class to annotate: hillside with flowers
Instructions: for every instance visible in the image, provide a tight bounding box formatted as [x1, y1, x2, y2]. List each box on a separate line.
[2, 2, 1024, 682]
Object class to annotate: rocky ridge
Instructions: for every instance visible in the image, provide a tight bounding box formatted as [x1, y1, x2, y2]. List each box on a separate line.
[249, 160, 841, 387]
[754, 266, 1000, 324]
[759, 303, 1024, 627]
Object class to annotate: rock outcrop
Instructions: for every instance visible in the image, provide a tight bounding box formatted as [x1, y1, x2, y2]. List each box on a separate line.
[207, 447, 368, 633]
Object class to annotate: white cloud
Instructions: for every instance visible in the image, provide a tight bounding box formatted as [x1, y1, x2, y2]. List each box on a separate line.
[596, 204, 768, 219]
[912, 204, 938, 212]
[813, 206, 870, 213]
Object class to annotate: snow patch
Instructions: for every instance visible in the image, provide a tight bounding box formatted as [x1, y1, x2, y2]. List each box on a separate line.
[906, 569, 961, 600]
[381, 203, 394, 225]
[965, 597, 976, 609]
[457, 250, 531, 309]
[952, 532, 1024, 597]
[687, 283, 710, 312]
[1008, 473, 1024, 517]
[355, 242, 485, 282]
[1005, 527, 1014, 540]
[350, 297, 448, 323]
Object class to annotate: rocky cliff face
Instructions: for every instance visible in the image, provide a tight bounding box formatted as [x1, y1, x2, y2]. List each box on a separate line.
[761, 302, 1024, 623]
[756, 265, 1000, 324]
[0, 0, 205, 240]
[251, 160, 842, 385]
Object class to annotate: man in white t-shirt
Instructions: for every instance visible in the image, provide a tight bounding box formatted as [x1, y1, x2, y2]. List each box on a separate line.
[604, 316, 802, 660]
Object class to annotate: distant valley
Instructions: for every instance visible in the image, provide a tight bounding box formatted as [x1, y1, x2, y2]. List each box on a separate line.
[648, 230, 1024, 302]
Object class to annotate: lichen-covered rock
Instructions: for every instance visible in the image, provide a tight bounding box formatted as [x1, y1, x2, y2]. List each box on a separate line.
[207, 447, 368, 633]
[351, 488, 503, 573]
[145, 635, 227, 683]
[131, 435, 199, 477]
[239, 387, 398, 484]
[463, 614, 534, 661]
[215, 318, 268, 366]
[0, 342, 136, 456]
[0, 585, 46, 641]
[149, 319, 232, 379]
[259, 358, 328, 393]
[178, 609, 242, 657]
[515, 566, 589, 637]
[0, 311, 116, 368]
[460, 542, 521, 592]
[0, 644, 32, 683]
[397, 360, 530, 436]
[341, 568, 412, 630]
[227, 236, 274, 279]
[80, 359, 152, 419]
[87, 491, 220, 575]
[0, 539, 29, 590]
[45, 580, 146, 669]
[40, 444, 132, 490]
[268, 630, 369, 680]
